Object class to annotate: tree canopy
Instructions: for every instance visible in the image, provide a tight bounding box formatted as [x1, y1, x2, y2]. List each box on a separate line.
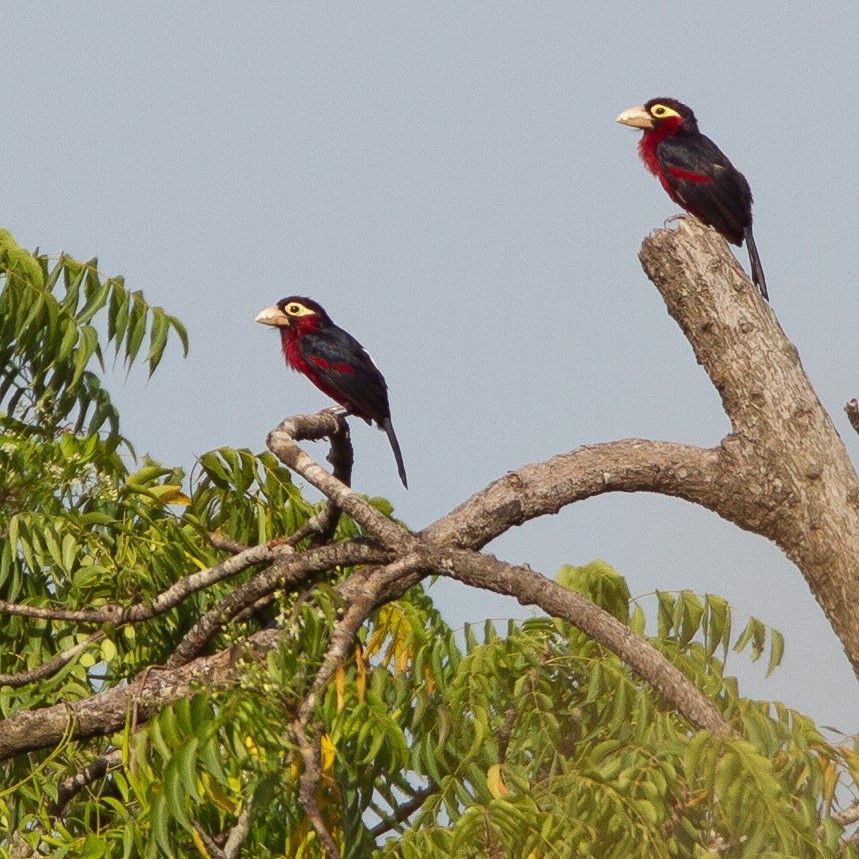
[1, 225, 858, 858]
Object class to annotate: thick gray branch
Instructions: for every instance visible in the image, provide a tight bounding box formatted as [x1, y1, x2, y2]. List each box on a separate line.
[422, 440, 724, 549]
[424, 545, 728, 734]
[640, 219, 859, 675]
[266, 412, 410, 551]
[0, 631, 277, 760]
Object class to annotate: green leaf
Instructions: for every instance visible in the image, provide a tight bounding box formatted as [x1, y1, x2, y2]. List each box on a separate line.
[109, 283, 131, 352]
[76, 276, 112, 324]
[149, 790, 172, 857]
[167, 314, 189, 357]
[705, 594, 731, 658]
[678, 590, 704, 645]
[767, 628, 785, 676]
[556, 560, 631, 622]
[176, 737, 202, 802]
[146, 310, 170, 376]
[0, 227, 45, 285]
[734, 616, 767, 662]
[71, 325, 100, 386]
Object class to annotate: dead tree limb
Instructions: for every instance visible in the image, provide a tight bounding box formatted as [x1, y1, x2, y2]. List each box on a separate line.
[639, 218, 859, 676]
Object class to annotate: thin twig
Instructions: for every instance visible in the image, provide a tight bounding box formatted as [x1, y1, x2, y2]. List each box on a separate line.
[166, 541, 392, 669]
[297, 553, 425, 722]
[190, 821, 226, 859]
[834, 799, 859, 828]
[497, 667, 537, 763]
[0, 631, 104, 688]
[270, 415, 355, 548]
[368, 784, 437, 838]
[46, 747, 124, 818]
[0, 542, 280, 626]
[208, 533, 250, 555]
[223, 795, 256, 859]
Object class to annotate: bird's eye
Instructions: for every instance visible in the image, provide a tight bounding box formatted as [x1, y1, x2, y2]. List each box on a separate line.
[281, 301, 317, 318]
[648, 103, 681, 121]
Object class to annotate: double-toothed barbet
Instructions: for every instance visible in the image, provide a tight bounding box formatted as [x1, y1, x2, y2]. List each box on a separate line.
[617, 98, 767, 300]
[256, 297, 407, 488]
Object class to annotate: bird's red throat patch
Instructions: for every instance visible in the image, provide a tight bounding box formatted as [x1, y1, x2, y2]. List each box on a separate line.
[636, 117, 683, 177]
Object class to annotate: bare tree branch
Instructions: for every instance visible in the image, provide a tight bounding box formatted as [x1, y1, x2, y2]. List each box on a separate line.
[266, 412, 410, 551]
[0, 599, 119, 625]
[0, 542, 279, 626]
[833, 800, 859, 829]
[420, 440, 723, 550]
[222, 795, 256, 859]
[208, 533, 250, 555]
[0, 529, 730, 759]
[640, 218, 859, 676]
[277, 412, 354, 546]
[418, 545, 728, 733]
[0, 542, 394, 761]
[0, 629, 275, 761]
[190, 822, 227, 859]
[6, 220, 859, 859]
[297, 553, 425, 723]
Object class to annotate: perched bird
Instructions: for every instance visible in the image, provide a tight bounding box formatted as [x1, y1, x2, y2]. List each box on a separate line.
[616, 98, 767, 300]
[255, 297, 408, 488]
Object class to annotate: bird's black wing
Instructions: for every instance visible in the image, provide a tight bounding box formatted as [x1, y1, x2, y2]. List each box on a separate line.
[298, 327, 392, 424]
[656, 133, 752, 245]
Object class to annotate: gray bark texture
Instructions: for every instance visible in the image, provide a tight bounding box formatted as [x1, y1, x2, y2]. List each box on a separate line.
[639, 218, 859, 676]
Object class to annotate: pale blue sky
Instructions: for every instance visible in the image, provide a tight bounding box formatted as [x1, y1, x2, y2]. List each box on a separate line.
[3, 4, 859, 728]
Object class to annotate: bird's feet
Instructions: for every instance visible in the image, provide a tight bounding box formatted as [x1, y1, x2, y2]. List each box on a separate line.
[663, 213, 688, 229]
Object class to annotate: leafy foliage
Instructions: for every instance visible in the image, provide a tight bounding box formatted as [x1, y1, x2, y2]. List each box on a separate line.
[0, 229, 187, 440]
[0, 226, 857, 858]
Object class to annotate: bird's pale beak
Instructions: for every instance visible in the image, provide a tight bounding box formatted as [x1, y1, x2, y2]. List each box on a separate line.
[616, 105, 653, 129]
[255, 305, 289, 327]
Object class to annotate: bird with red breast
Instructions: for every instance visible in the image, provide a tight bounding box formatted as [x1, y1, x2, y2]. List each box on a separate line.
[256, 296, 408, 488]
[617, 98, 767, 300]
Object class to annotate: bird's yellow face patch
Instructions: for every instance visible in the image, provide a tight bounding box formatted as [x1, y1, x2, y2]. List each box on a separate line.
[647, 103, 682, 121]
[255, 299, 320, 327]
[282, 301, 317, 318]
[616, 102, 686, 130]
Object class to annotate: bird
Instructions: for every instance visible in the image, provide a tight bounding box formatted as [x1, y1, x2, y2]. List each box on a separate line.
[616, 98, 767, 300]
[255, 296, 408, 488]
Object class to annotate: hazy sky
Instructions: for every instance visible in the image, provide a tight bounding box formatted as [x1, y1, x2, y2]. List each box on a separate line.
[4, 4, 859, 729]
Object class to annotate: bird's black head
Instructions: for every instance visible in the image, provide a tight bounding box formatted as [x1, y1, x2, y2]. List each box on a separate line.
[617, 98, 699, 134]
[254, 296, 333, 330]
[642, 98, 698, 131]
[277, 296, 332, 322]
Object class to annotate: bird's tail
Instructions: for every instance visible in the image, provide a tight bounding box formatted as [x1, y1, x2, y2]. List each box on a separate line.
[745, 226, 768, 301]
[382, 417, 408, 489]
